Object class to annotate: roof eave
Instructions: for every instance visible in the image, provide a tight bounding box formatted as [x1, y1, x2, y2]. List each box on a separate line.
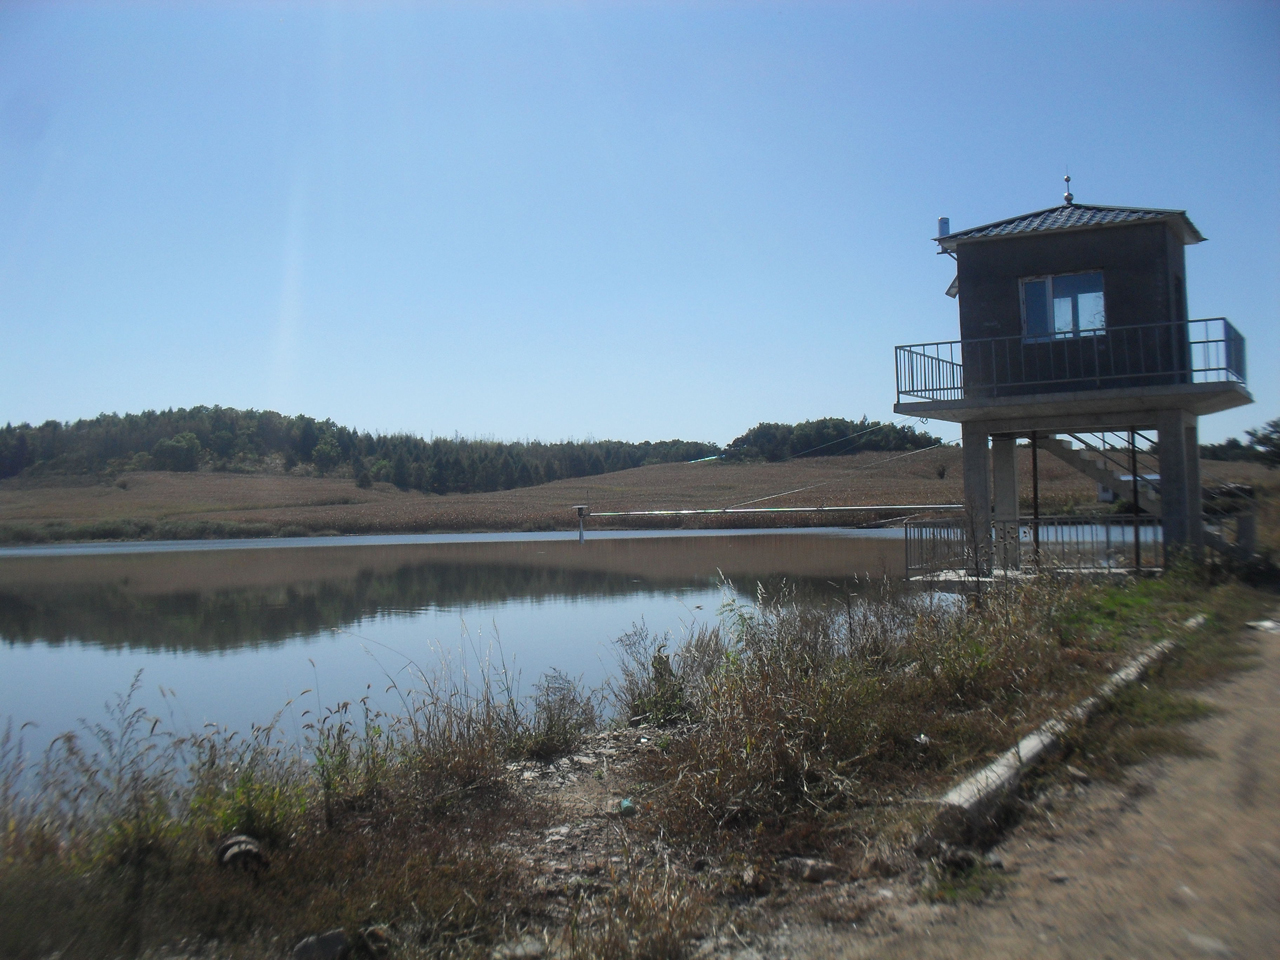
[934, 209, 1206, 250]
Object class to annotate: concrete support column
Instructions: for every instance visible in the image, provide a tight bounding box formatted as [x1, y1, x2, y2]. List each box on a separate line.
[1156, 409, 1203, 561]
[991, 437, 1020, 570]
[1183, 416, 1203, 557]
[962, 421, 992, 576]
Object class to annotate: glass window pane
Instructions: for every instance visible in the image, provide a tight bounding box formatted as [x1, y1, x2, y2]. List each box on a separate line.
[1078, 290, 1105, 331]
[1022, 279, 1049, 337]
[1053, 292, 1074, 334]
[1052, 271, 1103, 299]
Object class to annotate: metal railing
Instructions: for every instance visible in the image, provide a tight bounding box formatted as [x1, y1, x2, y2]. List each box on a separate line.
[904, 518, 970, 576]
[895, 341, 964, 401]
[896, 318, 1246, 403]
[905, 516, 1166, 578]
[1062, 430, 1161, 501]
[1192, 317, 1246, 383]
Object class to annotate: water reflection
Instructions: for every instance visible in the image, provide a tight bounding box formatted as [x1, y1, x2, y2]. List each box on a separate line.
[0, 564, 695, 653]
[0, 529, 905, 746]
[0, 530, 904, 654]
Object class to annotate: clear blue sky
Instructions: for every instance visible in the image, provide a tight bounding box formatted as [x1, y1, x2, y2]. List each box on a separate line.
[1, 1, 1276, 446]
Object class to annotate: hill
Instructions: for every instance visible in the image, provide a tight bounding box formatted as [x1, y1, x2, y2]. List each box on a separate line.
[3, 447, 1268, 545]
[0, 408, 940, 494]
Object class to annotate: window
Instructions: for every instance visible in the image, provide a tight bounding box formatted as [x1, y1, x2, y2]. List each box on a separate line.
[1021, 271, 1105, 339]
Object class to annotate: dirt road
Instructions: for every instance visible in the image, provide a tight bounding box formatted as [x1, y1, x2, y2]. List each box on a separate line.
[746, 615, 1280, 960]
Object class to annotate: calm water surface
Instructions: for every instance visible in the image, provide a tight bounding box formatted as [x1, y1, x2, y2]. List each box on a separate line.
[0, 528, 904, 749]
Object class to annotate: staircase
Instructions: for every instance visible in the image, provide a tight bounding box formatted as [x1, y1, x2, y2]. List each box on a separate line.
[1037, 435, 1259, 563]
[1036, 435, 1163, 517]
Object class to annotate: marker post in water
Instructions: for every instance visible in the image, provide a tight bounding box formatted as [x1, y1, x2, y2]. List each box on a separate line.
[573, 505, 589, 542]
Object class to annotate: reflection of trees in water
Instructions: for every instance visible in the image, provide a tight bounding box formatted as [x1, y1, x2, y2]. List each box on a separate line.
[0, 562, 877, 655]
[0, 563, 699, 653]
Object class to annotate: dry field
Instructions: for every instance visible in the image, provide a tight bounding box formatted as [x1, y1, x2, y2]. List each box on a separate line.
[0, 449, 1271, 541]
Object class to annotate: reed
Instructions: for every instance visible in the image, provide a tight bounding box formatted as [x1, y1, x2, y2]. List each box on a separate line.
[626, 577, 1121, 845]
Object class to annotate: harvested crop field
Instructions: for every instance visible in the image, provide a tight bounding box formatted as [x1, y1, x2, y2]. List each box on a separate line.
[0, 450, 1270, 542]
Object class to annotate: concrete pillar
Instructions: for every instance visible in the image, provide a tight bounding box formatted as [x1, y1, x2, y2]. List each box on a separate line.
[991, 436, 1020, 570]
[1184, 416, 1203, 557]
[962, 421, 992, 576]
[1156, 409, 1202, 562]
[1236, 512, 1257, 556]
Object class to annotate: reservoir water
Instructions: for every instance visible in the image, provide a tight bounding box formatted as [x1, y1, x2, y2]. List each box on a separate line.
[0, 528, 905, 750]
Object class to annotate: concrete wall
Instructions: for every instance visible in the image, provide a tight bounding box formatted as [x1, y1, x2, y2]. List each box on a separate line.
[1165, 225, 1189, 326]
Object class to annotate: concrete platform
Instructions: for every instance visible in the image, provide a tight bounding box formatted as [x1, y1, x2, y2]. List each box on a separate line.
[895, 381, 1252, 431]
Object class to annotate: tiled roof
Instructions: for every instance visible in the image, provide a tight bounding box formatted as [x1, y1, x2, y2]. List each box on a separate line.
[936, 203, 1205, 250]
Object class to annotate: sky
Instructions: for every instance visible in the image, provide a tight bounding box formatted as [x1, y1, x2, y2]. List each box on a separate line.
[0, 1, 1276, 447]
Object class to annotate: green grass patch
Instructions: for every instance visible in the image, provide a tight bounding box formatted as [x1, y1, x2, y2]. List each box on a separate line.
[1059, 567, 1271, 779]
[924, 861, 1009, 904]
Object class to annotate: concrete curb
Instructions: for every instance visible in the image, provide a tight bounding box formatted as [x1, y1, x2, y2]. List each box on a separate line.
[923, 637, 1178, 848]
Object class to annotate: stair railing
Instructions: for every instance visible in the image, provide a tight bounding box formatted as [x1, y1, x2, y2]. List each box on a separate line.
[1063, 431, 1161, 501]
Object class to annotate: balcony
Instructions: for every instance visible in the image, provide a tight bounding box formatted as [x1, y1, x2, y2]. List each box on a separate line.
[895, 318, 1247, 406]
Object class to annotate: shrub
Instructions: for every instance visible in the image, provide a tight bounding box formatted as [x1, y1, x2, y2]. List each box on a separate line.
[311, 436, 342, 476]
[517, 670, 600, 761]
[150, 432, 201, 471]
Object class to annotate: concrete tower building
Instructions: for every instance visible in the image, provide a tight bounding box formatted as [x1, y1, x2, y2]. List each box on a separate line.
[894, 190, 1251, 573]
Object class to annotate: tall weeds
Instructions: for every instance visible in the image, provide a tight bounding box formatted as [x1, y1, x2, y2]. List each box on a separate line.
[0, 655, 593, 959]
[565, 859, 704, 960]
[636, 577, 1119, 843]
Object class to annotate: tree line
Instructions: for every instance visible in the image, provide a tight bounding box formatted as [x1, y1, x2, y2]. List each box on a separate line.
[0, 408, 947, 494]
[1200, 418, 1280, 466]
[721, 417, 940, 462]
[0, 407, 718, 494]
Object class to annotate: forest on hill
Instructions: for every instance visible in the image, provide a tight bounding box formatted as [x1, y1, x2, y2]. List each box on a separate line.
[0, 408, 940, 496]
[1199, 418, 1280, 465]
[722, 417, 940, 462]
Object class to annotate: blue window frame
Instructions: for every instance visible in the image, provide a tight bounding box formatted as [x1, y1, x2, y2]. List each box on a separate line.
[1021, 271, 1105, 340]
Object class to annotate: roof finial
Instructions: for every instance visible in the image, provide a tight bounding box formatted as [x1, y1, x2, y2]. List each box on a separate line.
[1063, 173, 1074, 205]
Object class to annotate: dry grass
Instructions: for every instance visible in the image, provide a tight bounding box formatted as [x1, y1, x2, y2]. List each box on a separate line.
[0, 661, 559, 960]
[564, 859, 706, 960]
[0, 448, 1185, 543]
[4, 451, 1271, 545]
[629, 577, 1129, 850]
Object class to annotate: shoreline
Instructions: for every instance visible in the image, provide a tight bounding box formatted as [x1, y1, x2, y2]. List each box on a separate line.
[0, 523, 907, 558]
